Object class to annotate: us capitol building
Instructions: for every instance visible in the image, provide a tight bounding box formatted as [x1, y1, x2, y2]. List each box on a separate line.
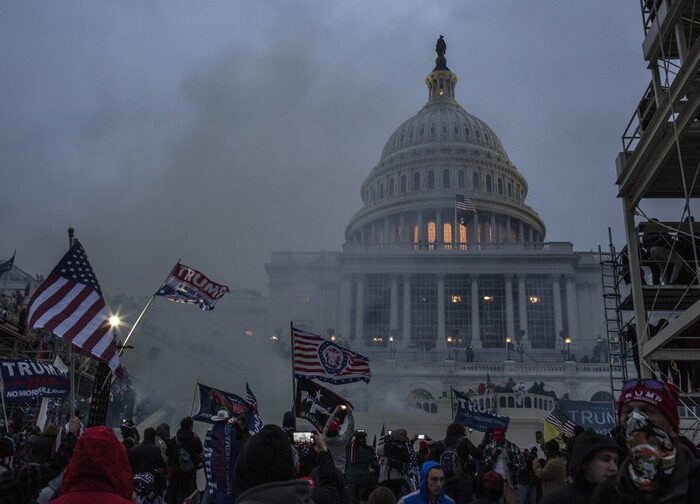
[266, 38, 611, 445]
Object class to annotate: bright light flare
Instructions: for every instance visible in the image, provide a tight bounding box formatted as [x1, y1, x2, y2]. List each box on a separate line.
[108, 315, 122, 328]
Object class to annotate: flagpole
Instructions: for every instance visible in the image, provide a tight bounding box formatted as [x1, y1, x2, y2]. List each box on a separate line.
[290, 321, 296, 417]
[189, 377, 199, 417]
[68, 228, 76, 415]
[450, 386, 455, 420]
[0, 376, 8, 430]
[454, 196, 457, 249]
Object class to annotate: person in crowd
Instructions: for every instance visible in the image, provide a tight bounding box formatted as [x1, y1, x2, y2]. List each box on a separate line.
[481, 427, 524, 504]
[377, 428, 413, 498]
[532, 440, 567, 497]
[233, 424, 313, 503]
[233, 412, 251, 449]
[541, 431, 622, 504]
[130, 427, 166, 497]
[0, 414, 80, 504]
[517, 446, 539, 504]
[592, 379, 700, 503]
[470, 471, 504, 504]
[323, 404, 356, 472]
[51, 425, 133, 504]
[121, 417, 140, 446]
[203, 409, 237, 504]
[369, 485, 398, 504]
[397, 460, 454, 504]
[309, 433, 346, 504]
[166, 416, 203, 504]
[134, 471, 164, 504]
[154, 423, 170, 465]
[346, 429, 378, 503]
[431, 423, 481, 504]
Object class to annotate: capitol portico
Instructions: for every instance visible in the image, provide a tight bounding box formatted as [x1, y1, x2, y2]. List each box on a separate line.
[265, 37, 611, 444]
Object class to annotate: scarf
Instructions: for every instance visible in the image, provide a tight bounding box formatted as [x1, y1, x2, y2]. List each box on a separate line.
[625, 408, 676, 492]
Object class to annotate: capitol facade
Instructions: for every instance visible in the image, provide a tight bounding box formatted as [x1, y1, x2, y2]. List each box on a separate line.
[265, 39, 611, 446]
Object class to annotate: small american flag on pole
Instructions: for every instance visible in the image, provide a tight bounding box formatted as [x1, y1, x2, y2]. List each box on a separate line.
[292, 326, 371, 384]
[544, 408, 576, 438]
[455, 194, 476, 212]
[26, 241, 123, 377]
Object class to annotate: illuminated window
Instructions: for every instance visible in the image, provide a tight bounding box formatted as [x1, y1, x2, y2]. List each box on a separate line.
[428, 171, 435, 189]
[459, 224, 467, 243]
[443, 223, 452, 243]
[413, 225, 419, 243]
[427, 222, 436, 243]
[443, 169, 450, 189]
[458, 170, 465, 189]
[413, 173, 420, 191]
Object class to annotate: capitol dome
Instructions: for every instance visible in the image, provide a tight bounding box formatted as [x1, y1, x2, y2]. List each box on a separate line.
[345, 37, 545, 247]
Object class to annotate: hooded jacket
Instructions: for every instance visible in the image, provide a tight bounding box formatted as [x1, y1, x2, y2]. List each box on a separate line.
[591, 440, 700, 504]
[540, 432, 622, 504]
[51, 426, 133, 504]
[398, 461, 455, 504]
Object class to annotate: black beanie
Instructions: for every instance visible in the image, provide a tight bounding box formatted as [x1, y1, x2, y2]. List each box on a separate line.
[282, 411, 296, 430]
[234, 424, 296, 496]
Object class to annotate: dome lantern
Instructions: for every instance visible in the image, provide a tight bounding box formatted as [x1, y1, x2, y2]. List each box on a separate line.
[426, 35, 458, 102]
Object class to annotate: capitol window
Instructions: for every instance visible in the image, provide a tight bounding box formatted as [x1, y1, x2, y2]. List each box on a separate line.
[486, 175, 492, 193]
[458, 170, 465, 189]
[443, 169, 450, 189]
[472, 172, 480, 189]
[464, 124, 470, 136]
[413, 172, 420, 191]
[430, 125, 435, 135]
[507, 182, 512, 197]
[443, 222, 452, 243]
[427, 222, 436, 243]
[413, 225, 419, 243]
[497, 178, 503, 195]
[389, 179, 395, 195]
[459, 223, 467, 243]
[428, 170, 435, 189]
[400, 175, 407, 193]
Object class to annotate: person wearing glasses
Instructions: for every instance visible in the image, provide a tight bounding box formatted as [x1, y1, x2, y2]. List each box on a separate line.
[592, 379, 700, 503]
[397, 460, 454, 504]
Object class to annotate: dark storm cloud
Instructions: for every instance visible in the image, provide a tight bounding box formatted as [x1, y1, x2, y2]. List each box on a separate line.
[2, 1, 648, 295]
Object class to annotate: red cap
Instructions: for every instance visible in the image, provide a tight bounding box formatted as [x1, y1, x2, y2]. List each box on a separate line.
[618, 380, 680, 432]
[327, 418, 341, 435]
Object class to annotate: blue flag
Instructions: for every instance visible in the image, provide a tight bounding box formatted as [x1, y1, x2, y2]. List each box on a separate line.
[453, 388, 509, 432]
[0, 251, 15, 279]
[193, 382, 262, 432]
[558, 399, 614, 435]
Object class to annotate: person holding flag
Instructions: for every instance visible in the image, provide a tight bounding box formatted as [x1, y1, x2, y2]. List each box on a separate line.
[323, 405, 356, 473]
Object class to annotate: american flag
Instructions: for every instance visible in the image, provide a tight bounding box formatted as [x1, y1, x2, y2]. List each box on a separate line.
[26, 241, 123, 377]
[245, 382, 258, 413]
[455, 194, 476, 212]
[292, 326, 371, 384]
[545, 408, 576, 438]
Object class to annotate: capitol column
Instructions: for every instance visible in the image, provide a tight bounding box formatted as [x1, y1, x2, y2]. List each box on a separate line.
[436, 274, 446, 350]
[417, 212, 424, 244]
[399, 215, 406, 243]
[402, 274, 412, 348]
[338, 275, 352, 341]
[384, 219, 391, 243]
[471, 275, 482, 349]
[517, 274, 529, 346]
[518, 222, 524, 243]
[355, 275, 365, 347]
[436, 211, 443, 246]
[472, 212, 479, 248]
[490, 214, 497, 243]
[552, 274, 564, 349]
[504, 274, 515, 340]
[389, 275, 399, 335]
[505, 217, 511, 243]
[565, 274, 579, 350]
[528, 227, 534, 243]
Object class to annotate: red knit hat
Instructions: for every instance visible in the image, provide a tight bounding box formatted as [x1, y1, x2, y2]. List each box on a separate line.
[617, 380, 680, 432]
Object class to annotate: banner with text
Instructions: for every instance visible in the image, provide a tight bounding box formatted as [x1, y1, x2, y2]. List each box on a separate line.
[558, 399, 614, 434]
[0, 358, 70, 403]
[453, 389, 510, 432]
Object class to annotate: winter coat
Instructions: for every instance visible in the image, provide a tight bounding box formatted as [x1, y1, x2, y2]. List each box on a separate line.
[323, 412, 355, 472]
[51, 426, 133, 504]
[532, 455, 566, 496]
[129, 440, 165, 475]
[234, 479, 314, 504]
[310, 450, 345, 504]
[540, 431, 623, 504]
[398, 460, 456, 504]
[591, 440, 700, 504]
[166, 428, 203, 475]
[432, 435, 482, 482]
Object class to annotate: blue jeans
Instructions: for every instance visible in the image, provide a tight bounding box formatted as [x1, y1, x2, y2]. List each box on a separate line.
[517, 484, 537, 504]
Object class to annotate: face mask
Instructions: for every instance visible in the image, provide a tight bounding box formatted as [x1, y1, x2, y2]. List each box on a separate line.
[625, 408, 676, 492]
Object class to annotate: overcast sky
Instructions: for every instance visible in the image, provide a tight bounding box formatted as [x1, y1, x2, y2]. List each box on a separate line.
[1, 1, 651, 296]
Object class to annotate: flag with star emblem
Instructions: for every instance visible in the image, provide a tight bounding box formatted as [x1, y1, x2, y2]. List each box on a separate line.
[294, 376, 353, 431]
[25, 241, 123, 377]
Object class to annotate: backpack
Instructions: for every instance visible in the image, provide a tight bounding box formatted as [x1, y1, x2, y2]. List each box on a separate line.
[440, 439, 463, 479]
[176, 438, 195, 472]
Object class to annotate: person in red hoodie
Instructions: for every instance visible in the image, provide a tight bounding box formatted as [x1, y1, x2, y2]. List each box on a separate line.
[52, 426, 134, 504]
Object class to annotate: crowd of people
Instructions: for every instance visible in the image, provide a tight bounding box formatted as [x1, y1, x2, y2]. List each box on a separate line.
[0, 378, 698, 503]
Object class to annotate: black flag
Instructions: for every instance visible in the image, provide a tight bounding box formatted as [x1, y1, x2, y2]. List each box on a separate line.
[294, 377, 353, 431]
[0, 251, 15, 278]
